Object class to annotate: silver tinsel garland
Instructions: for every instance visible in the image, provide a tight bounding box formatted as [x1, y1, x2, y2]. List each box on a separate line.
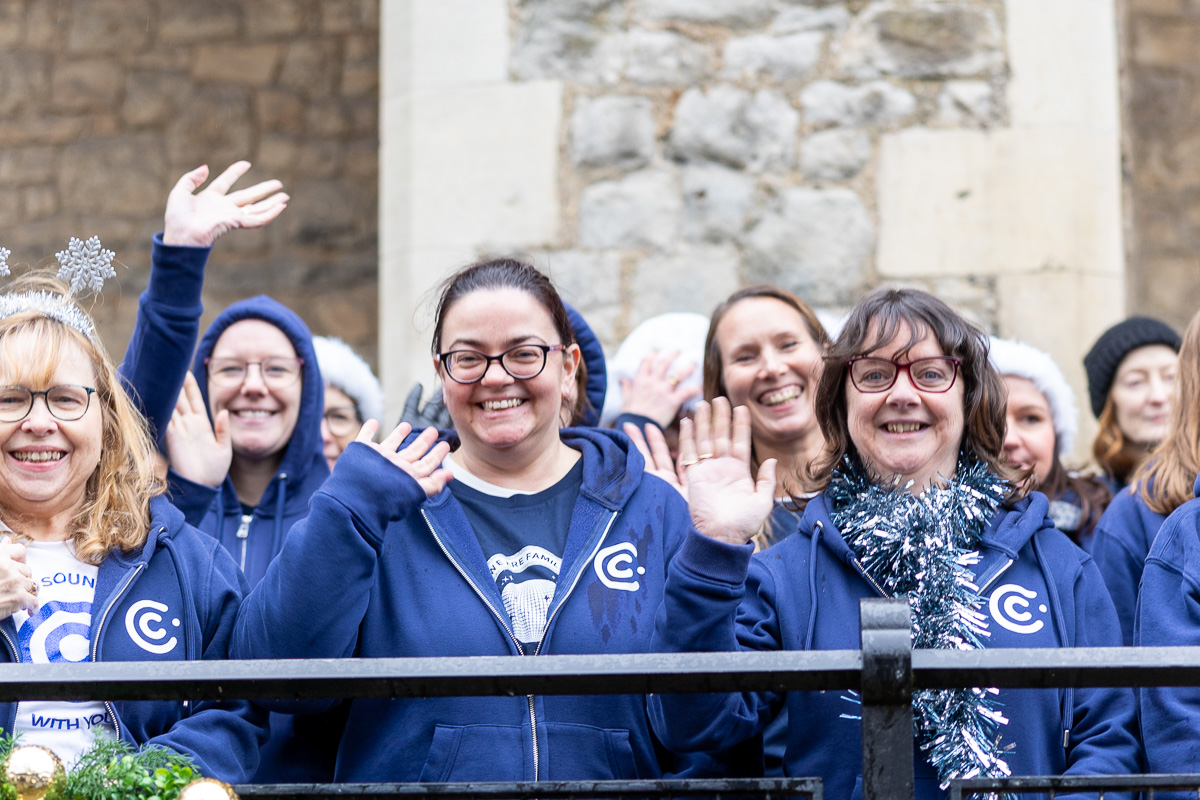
[827, 453, 1012, 788]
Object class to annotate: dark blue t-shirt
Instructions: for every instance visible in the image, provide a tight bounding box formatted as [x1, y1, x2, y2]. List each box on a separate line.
[449, 459, 584, 653]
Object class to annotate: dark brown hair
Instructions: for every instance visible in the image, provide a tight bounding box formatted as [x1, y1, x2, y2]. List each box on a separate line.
[1134, 306, 1200, 513]
[810, 288, 1025, 497]
[431, 258, 588, 425]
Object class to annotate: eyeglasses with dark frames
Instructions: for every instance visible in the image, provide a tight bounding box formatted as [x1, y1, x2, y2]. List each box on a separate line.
[438, 344, 566, 385]
[0, 385, 97, 423]
[846, 356, 962, 394]
[206, 357, 304, 388]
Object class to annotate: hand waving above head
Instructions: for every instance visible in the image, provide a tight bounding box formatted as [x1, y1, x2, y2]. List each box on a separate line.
[353, 421, 454, 498]
[681, 397, 776, 546]
[163, 161, 289, 247]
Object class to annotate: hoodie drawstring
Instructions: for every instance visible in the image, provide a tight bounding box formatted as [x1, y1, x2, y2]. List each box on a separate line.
[805, 522, 822, 651]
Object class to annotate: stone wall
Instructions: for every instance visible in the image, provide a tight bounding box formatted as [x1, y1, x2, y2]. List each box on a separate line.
[0, 0, 379, 365]
[1122, 0, 1200, 331]
[381, 0, 1126, 463]
[511, 0, 1011, 342]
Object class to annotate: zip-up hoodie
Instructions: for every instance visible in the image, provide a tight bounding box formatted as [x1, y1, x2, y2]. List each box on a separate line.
[650, 489, 1141, 800]
[1135, 472, 1200, 778]
[166, 296, 329, 587]
[0, 496, 264, 782]
[232, 426, 735, 781]
[1093, 482, 1168, 645]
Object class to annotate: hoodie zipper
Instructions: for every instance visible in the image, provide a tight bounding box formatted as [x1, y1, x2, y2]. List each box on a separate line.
[2, 623, 18, 731]
[236, 514, 252, 571]
[419, 511, 539, 775]
[91, 563, 145, 743]
[850, 556, 890, 598]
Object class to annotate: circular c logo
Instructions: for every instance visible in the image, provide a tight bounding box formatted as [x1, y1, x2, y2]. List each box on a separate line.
[594, 542, 644, 592]
[124, 600, 179, 655]
[988, 583, 1046, 635]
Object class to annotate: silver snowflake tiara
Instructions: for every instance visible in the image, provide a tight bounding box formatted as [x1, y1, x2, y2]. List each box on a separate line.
[0, 236, 117, 344]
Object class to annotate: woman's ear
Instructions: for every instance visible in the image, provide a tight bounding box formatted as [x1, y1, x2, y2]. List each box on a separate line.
[562, 343, 583, 390]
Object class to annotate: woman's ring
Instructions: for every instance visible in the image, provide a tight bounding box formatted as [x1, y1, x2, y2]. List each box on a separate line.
[667, 375, 680, 388]
[28, 580, 37, 596]
[697, 452, 714, 460]
[679, 457, 699, 468]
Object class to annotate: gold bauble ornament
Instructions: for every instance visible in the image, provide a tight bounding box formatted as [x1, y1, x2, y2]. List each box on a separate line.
[4, 745, 63, 800]
[177, 777, 239, 800]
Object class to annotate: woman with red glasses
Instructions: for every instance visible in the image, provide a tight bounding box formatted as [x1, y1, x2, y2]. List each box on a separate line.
[650, 288, 1138, 797]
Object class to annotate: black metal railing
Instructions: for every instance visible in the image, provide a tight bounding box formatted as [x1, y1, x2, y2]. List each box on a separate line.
[4, 598, 1200, 800]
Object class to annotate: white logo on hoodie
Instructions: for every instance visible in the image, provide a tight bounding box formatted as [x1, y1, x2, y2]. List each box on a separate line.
[988, 583, 1046, 635]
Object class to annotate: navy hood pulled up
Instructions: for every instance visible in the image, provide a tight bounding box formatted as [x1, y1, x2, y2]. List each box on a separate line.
[168, 295, 329, 588]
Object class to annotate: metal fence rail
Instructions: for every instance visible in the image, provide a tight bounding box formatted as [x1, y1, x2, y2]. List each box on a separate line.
[6, 598, 1200, 800]
[951, 774, 1200, 800]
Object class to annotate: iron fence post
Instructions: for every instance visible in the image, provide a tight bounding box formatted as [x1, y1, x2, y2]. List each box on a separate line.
[860, 597, 914, 800]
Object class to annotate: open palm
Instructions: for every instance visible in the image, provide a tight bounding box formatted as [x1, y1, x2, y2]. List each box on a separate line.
[681, 398, 776, 546]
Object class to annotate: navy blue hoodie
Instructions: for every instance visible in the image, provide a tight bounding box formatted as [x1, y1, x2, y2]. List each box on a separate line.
[650, 489, 1141, 800]
[165, 296, 329, 586]
[0, 497, 264, 782]
[563, 303, 607, 427]
[1135, 473, 1200, 779]
[232, 427, 741, 781]
[1093, 483, 1168, 645]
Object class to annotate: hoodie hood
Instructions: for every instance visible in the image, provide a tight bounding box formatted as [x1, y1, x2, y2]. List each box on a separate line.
[192, 296, 329, 511]
[563, 303, 607, 427]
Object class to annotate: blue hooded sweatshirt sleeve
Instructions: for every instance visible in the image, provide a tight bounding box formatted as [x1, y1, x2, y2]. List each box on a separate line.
[118, 234, 210, 450]
[1093, 483, 1168, 645]
[652, 491, 1140, 799]
[564, 302, 607, 427]
[1136, 473, 1200, 778]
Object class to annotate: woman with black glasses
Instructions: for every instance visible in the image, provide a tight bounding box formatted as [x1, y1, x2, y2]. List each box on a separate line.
[233, 258, 773, 782]
[650, 288, 1139, 797]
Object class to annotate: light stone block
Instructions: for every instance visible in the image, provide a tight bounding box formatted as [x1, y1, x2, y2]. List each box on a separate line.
[772, 6, 851, 34]
[801, 128, 872, 181]
[636, 0, 774, 28]
[410, 81, 563, 251]
[579, 169, 683, 250]
[1005, 0, 1120, 132]
[411, 0, 508, 87]
[619, 30, 712, 85]
[996, 271, 1125, 465]
[570, 95, 655, 169]
[721, 32, 824, 83]
[669, 86, 798, 171]
[877, 128, 1124, 279]
[630, 244, 741, 321]
[682, 164, 755, 242]
[801, 80, 915, 128]
[838, 2, 1004, 80]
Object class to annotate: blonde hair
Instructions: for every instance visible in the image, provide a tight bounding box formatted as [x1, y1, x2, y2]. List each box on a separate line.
[1135, 307, 1200, 513]
[0, 276, 163, 564]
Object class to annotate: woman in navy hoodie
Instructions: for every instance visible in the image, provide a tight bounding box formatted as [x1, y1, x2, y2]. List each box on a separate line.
[650, 288, 1139, 798]
[233, 258, 775, 781]
[0, 275, 260, 780]
[120, 163, 334, 782]
[1095, 308, 1200, 645]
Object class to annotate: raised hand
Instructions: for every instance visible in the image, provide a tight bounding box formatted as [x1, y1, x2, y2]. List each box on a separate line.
[166, 371, 232, 488]
[624, 421, 687, 501]
[619, 351, 701, 429]
[163, 161, 289, 247]
[681, 398, 776, 546]
[398, 382, 453, 431]
[353, 421, 453, 497]
[0, 537, 37, 618]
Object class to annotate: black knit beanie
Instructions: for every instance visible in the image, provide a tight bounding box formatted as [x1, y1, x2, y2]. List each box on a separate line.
[1083, 316, 1181, 418]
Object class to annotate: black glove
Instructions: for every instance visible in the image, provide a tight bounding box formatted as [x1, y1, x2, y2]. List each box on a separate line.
[399, 382, 453, 431]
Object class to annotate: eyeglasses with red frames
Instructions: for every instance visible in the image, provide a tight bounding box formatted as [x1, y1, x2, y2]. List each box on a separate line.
[438, 343, 566, 384]
[846, 355, 962, 394]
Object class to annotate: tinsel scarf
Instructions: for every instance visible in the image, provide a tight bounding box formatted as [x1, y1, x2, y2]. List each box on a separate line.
[827, 453, 1013, 787]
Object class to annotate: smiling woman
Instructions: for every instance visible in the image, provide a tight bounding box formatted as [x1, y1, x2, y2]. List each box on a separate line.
[651, 288, 1139, 799]
[0, 274, 260, 780]
[232, 257, 776, 783]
